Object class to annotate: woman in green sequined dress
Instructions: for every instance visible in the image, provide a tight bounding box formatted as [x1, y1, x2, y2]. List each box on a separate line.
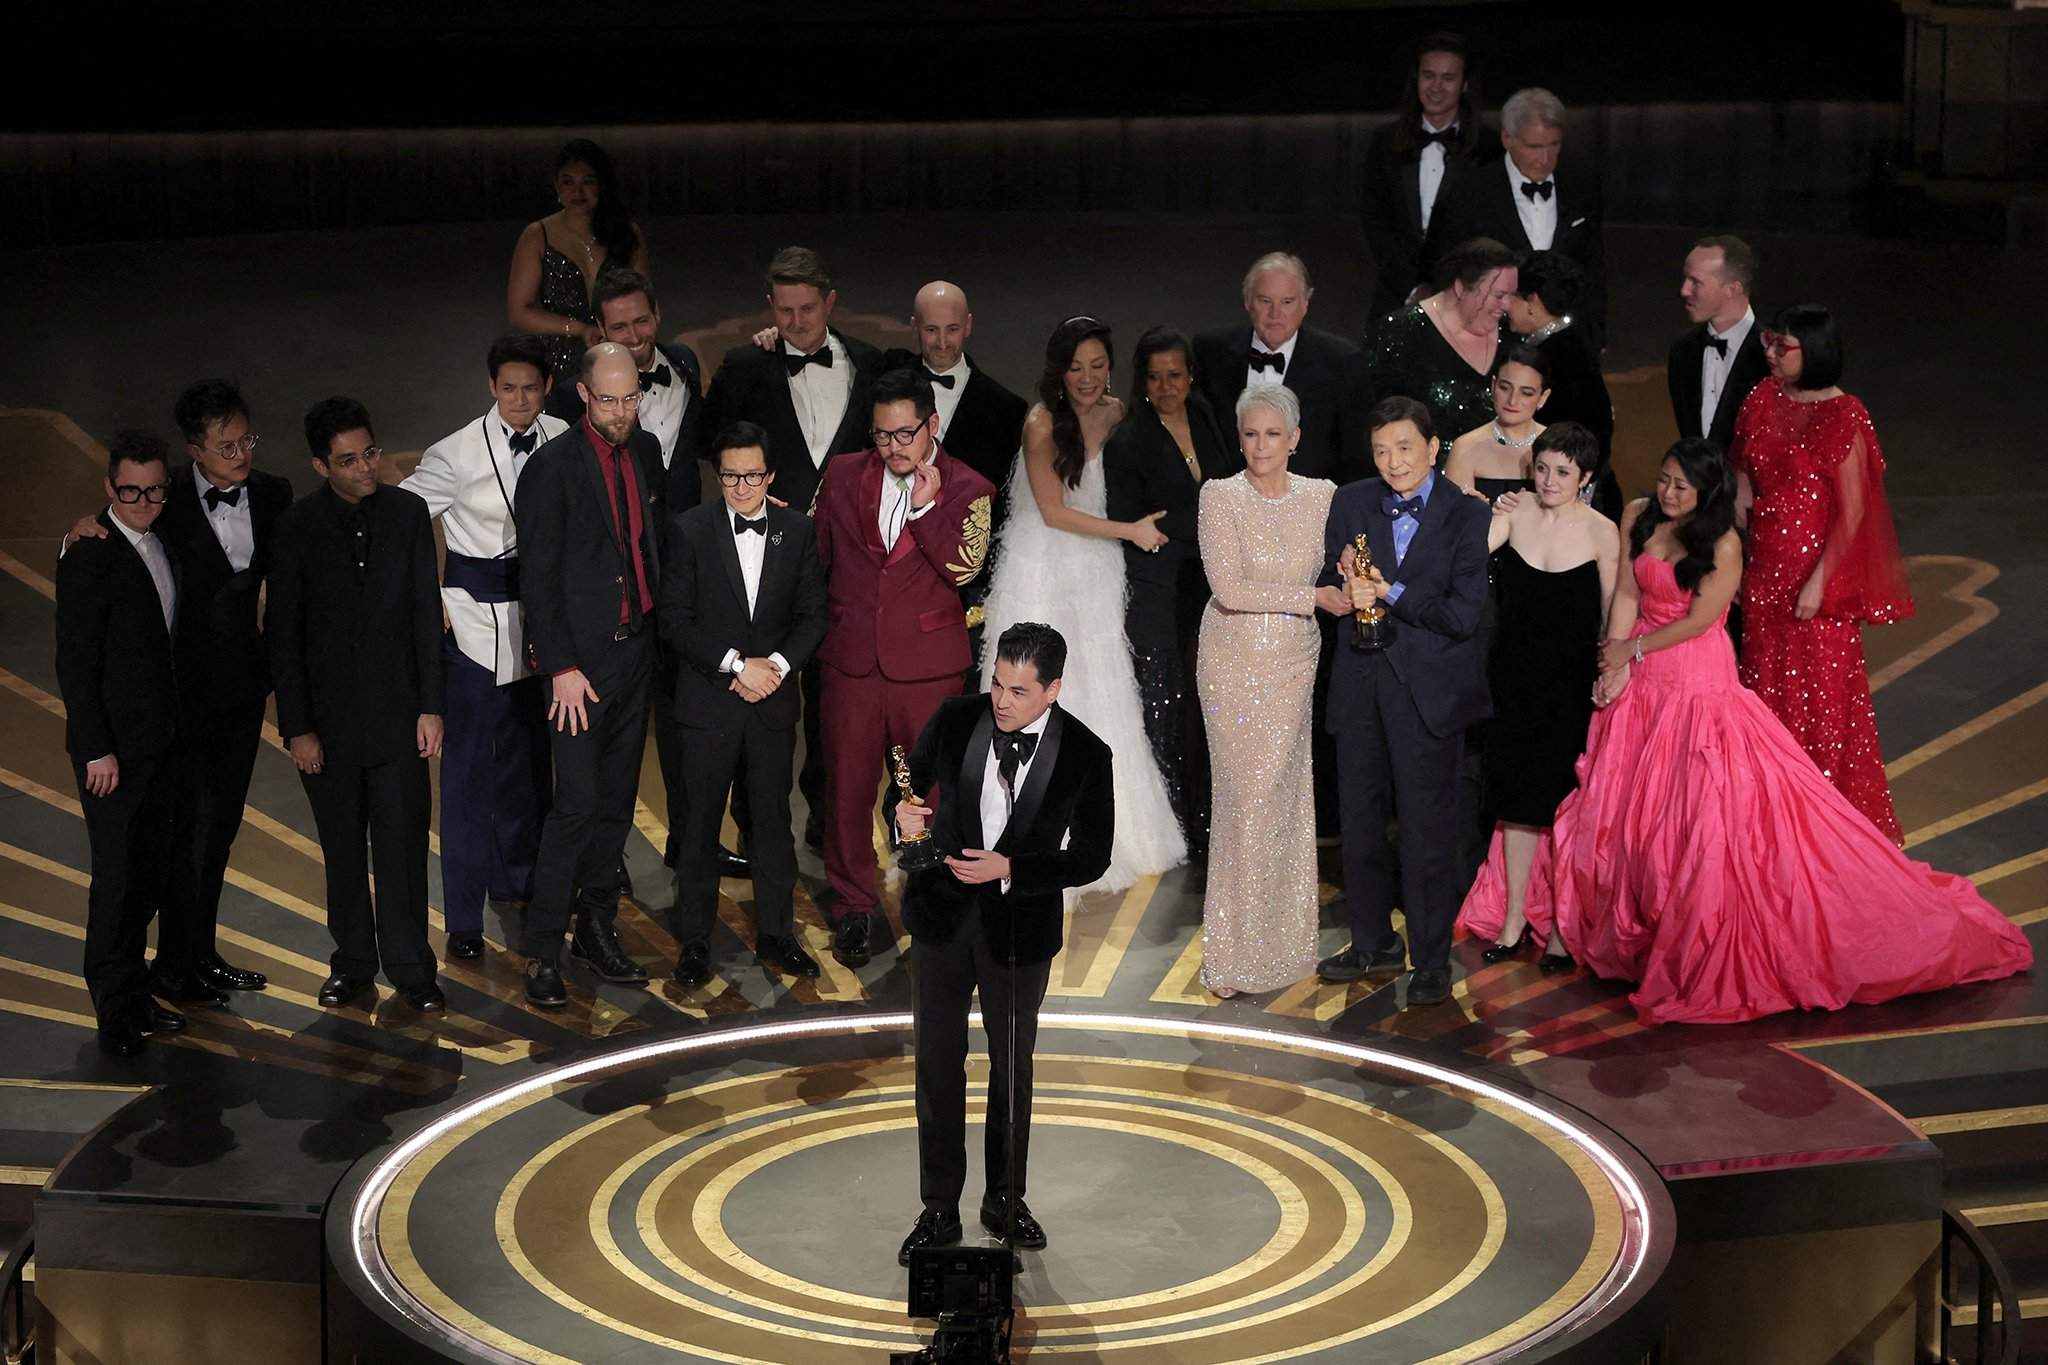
[1365, 236, 1518, 462]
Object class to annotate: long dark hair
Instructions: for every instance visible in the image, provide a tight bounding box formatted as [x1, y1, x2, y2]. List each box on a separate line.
[1630, 438, 1736, 592]
[1389, 32, 1483, 159]
[553, 139, 638, 269]
[1037, 316, 1114, 488]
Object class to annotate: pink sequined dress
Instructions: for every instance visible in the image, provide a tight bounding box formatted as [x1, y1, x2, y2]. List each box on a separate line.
[1731, 378, 1913, 842]
[1460, 552, 2030, 1027]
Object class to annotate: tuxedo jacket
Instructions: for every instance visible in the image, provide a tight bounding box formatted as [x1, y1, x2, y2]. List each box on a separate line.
[55, 510, 181, 764]
[268, 486, 445, 766]
[1668, 321, 1769, 452]
[656, 500, 827, 731]
[546, 341, 705, 524]
[514, 422, 665, 679]
[1360, 120, 1500, 318]
[812, 445, 995, 683]
[1320, 477, 1491, 738]
[1102, 394, 1238, 595]
[155, 464, 291, 717]
[901, 695, 1115, 965]
[878, 349, 1028, 496]
[1192, 324, 1371, 485]
[698, 328, 884, 518]
[1421, 160, 1607, 333]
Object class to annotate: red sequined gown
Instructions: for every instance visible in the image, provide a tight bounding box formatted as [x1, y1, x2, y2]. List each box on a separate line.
[1732, 379, 1913, 843]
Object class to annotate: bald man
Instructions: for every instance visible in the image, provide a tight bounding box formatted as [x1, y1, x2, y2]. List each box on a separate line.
[513, 343, 664, 1005]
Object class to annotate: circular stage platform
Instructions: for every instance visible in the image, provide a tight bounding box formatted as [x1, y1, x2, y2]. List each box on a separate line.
[328, 1012, 1673, 1363]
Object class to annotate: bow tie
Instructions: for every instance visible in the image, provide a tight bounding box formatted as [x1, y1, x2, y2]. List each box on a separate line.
[1418, 124, 1457, 147]
[1382, 492, 1424, 519]
[923, 368, 957, 390]
[733, 514, 765, 536]
[1520, 179, 1555, 202]
[1704, 335, 1729, 358]
[640, 364, 672, 392]
[1248, 349, 1286, 375]
[994, 728, 1039, 784]
[784, 347, 834, 377]
[507, 428, 537, 455]
[203, 484, 243, 511]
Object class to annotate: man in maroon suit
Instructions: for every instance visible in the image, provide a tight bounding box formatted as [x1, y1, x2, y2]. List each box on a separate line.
[814, 367, 995, 967]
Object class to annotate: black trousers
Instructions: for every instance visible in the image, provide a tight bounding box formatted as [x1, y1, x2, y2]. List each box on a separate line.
[524, 632, 652, 957]
[155, 699, 263, 974]
[729, 656, 824, 848]
[78, 751, 180, 1026]
[912, 905, 1053, 1213]
[673, 712, 796, 946]
[652, 644, 689, 865]
[1334, 661, 1464, 973]
[300, 752, 435, 989]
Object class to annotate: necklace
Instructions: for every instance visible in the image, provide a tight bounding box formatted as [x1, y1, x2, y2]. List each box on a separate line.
[1491, 422, 1536, 449]
[1525, 314, 1573, 345]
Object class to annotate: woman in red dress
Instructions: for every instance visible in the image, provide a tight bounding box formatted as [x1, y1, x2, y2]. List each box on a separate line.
[1730, 305, 1914, 842]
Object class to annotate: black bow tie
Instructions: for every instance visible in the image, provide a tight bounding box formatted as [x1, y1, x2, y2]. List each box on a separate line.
[1418, 124, 1457, 147]
[507, 428, 537, 455]
[1520, 179, 1555, 202]
[784, 347, 834, 377]
[203, 485, 243, 511]
[641, 364, 672, 391]
[733, 514, 765, 536]
[1704, 335, 1729, 358]
[924, 368, 957, 390]
[994, 728, 1039, 785]
[1248, 349, 1286, 375]
[1382, 492, 1424, 519]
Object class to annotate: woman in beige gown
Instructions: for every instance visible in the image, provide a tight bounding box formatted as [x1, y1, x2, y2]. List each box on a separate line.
[1195, 385, 1343, 996]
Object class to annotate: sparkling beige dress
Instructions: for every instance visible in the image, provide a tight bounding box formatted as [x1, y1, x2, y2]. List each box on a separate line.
[1195, 471, 1335, 993]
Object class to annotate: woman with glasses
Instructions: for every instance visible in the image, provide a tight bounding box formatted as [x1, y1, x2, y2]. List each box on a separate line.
[507, 139, 650, 381]
[975, 317, 1187, 892]
[1730, 304, 1914, 843]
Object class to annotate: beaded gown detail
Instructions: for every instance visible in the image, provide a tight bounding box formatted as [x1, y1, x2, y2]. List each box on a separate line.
[536, 225, 597, 381]
[1196, 472, 1337, 994]
[1732, 378, 1913, 842]
[1365, 304, 1494, 457]
[1459, 554, 2030, 1026]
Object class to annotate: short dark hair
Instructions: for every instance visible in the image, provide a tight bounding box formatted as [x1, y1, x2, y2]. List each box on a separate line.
[304, 396, 375, 460]
[107, 428, 169, 483]
[1770, 303, 1843, 390]
[1367, 395, 1434, 444]
[871, 367, 936, 423]
[1492, 342, 1553, 388]
[993, 622, 1067, 686]
[765, 245, 832, 295]
[1436, 236, 1519, 292]
[710, 420, 770, 465]
[592, 266, 659, 317]
[172, 379, 249, 445]
[1531, 420, 1603, 485]
[1694, 234, 1758, 291]
[487, 334, 552, 382]
[1516, 250, 1585, 316]
[1130, 325, 1196, 404]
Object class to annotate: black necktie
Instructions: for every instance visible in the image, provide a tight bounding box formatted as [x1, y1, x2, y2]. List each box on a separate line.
[1704, 335, 1729, 359]
[1418, 124, 1457, 147]
[994, 729, 1039, 789]
[203, 485, 242, 510]
[507, 429, 537, 455]
[1248, 350, 1286, 375]
[784, 348, 834, 377]
[1521, 180, 1555, 202]
[640, 364, 672, 391]
[733, 514, 764, 536]
[923, 368, 957, 390]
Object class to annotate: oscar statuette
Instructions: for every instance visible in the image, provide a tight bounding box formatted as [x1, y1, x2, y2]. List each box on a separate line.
[1348, 532, 1392, 652]
[889, 745, 943, 872]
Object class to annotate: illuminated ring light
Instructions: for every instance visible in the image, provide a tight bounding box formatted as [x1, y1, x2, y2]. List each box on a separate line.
[337, 1011, 1671, 1363]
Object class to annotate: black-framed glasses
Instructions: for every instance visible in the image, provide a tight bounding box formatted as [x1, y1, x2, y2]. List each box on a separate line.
[326, 447, 384, 471]
[717, 470, 770, 487]
[112, 482, 171, 504]
[871, 424, 926, 447]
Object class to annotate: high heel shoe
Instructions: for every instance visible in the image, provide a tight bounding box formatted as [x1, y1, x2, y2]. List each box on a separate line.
[1538, 947, 1576, 975]
[1481, 933, 1530, 965]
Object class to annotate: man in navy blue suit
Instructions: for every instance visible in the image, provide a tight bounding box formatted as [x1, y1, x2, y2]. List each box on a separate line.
[1315, 397, 1491, 1006]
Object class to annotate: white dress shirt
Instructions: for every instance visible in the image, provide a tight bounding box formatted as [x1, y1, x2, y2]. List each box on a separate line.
[1417, 118, 1455, 229]
[978, 707, 1052, 893]
[878, 468, 935, 550]
[109, 512, 176, 632]
[1699, 307, 1756, 437]
[1506, 158, 1559, 250]
[717, 509, 792, 681]
[192, 462, 254, 572]
[1245, 329, 1301, 391]
[637, 353, 690, 468]
[928, 356, 970, 438]
[785, 333, 854, 469]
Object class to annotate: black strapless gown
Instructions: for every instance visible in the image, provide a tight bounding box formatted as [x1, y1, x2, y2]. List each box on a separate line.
[1487, 545, 1602, 825]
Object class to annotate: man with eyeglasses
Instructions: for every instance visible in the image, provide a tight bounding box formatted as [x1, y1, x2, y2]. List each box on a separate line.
[268, 398, 446, 1013]
[56, 431, 189, 1056]
[515, 343, 666, 1005]
[656, 421, 827, 987]
[811, 368, 995, 969]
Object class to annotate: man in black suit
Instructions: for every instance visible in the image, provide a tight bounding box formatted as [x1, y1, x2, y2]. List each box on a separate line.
[269, 398, 446, 1012]
[1315, 398, 1491, 1008]
[891, 623, 1115, 1266]
[56, 432, 190, 1057]
[1669, 234, 1766, 452]
[657, 421, 828, 987]
[1422, 87, 1605, 339]
[515, 343, 664, 1005]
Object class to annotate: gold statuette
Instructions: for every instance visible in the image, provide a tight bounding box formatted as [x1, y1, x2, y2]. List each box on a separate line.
[1348, 532, 1392, 652]
[889, 745, 943, 871]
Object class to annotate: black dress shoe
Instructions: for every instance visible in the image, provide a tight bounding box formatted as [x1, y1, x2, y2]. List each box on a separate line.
[979, 1196, 1047, 1249]
[671, 940, 712, 989]
[138, 1003, 186, 1034]
[569, 919, 649, 984]
[1316, 937, 1407, 983]
[898, 1207, 963, 1267]
[317, 974, 373, 1008]
[757, 934, 821, 979]
[717, 845, 752, 878]
[525, 957, 568, 1008]
[833, 915, 872, 970]
[97, 1018, 145, 1057]
[199, 955, 267, 992]
[446, 932, 485, 961]
[1481, 933, 1531, 965]
[1539, 947, 1577, 975]
[1404, 967, 1453, 1007]
[152, 970, 230, 1007]
[401, 983, 446, 1012]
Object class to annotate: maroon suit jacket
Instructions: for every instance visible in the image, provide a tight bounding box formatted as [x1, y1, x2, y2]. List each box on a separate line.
[814, 444, 996, 683]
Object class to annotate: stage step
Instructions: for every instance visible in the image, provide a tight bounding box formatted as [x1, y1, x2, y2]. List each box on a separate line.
[0, 1078, 146, 1239]
[1914, 1100, 2048, 1365]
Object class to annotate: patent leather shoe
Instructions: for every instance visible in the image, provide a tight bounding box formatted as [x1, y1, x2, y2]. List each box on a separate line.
[446, 932, 484, 961]
[898, 1207, 963, 1267]
[152, 969, 229, 1007]
[757, 934, 821, 979]
[317, 974, 373, 1008]
[980, 1196, 1047, 1249]
[1539, 947, 1577, 975]
[671, 941, 712, 989]
[1404, 967, 1452, 1007]
[1481, 933, 1530, 965]
[199, 955, 267, 992]
[833, 915, 872, 970]
[402, 983, 446, 1012]
[1316, 937, 1407, 983]
[138, 1003, 186, 1034]
[525, 957, 568, 1008]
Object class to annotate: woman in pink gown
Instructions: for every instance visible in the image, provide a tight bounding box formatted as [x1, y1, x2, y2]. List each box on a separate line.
[1462, 439, 2031, 1026]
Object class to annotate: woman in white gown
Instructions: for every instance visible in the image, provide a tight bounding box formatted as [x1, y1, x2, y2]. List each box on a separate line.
[978, 316, 1188, 892]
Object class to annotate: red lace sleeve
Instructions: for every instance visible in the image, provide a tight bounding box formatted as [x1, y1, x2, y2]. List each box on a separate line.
[1818, 399, 1914, 624]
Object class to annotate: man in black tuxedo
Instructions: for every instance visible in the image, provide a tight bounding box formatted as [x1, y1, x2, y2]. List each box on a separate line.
[56, 433, 190, 1057]
[1669, 234, 1766, 452]
[1315, 398, 1491, 1008]
[269, 398, 446, 1012]
[1422, 87, 1605, 340]
[891, 623, 1115, 1266]
[656, 421, 828, 987]
[515, 343, 664, 1005]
